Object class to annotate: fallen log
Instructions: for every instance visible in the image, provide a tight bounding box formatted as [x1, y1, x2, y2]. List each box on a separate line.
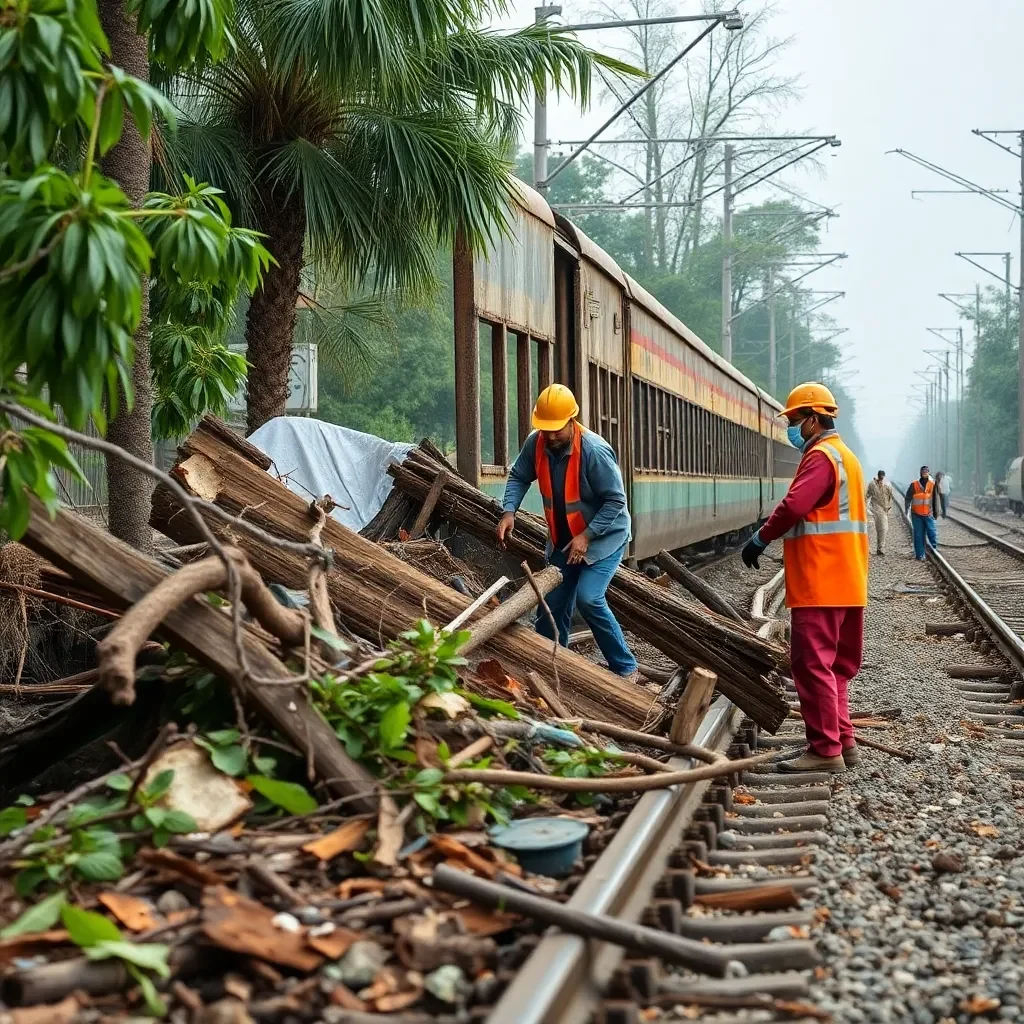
[20, 497, 379, 813]
[459, 568, 560, 654]
[386, 445, 789, 731]
[655, 550, 749, 623]
[150, 419, 654, 728]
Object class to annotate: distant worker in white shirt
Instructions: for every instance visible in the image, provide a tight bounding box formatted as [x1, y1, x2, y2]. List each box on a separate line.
[865, 470, 894, 556]
[936, 471, 952, 519]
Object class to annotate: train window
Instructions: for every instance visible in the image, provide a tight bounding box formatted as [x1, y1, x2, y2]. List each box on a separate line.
[632, 378, 642, 468]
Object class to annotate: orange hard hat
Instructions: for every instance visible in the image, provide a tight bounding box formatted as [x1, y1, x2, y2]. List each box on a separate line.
[780, 381, 839, 419]
[532, 383, 579, 431]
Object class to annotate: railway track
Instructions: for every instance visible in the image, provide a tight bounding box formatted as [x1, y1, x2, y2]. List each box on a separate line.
[895, 503, 1024, 778]
[483, 571, 839, 1024]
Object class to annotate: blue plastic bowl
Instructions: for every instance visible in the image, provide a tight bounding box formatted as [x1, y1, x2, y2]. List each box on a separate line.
[489, 817, 591, 878]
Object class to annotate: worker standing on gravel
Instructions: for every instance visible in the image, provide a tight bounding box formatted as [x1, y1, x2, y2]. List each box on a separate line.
[739, 382, 868, 774]
[496, 384, 639, 683]
[904, 466, 939, 560]
[865, 470, 893, 556]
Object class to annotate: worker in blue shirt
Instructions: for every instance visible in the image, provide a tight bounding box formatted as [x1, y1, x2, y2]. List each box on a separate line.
[496, 384, 639, 682]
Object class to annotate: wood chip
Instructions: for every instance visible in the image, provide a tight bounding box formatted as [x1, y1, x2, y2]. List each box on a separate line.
[450, 905, 520, 937]
[0, 930, 70, 966]
[329, 984, 369, 1011]
[302, 818, 372, 862]
[201, 886, 322, 971]
[306, 926, 362, 959]
[98, 891, 159, 932]
[138, 847, 228, 887]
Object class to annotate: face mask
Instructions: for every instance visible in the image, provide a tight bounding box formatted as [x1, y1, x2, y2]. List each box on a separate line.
[787, 423, 807, 451]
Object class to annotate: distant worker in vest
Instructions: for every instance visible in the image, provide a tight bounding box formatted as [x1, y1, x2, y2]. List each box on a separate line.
[739, 382, 869, 774]
[865, 469, 894, 556]
[497, 384, 639, 683]
[905, 466, 939, 560]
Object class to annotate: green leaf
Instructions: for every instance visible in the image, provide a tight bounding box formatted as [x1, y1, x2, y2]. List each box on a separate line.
[413, 791, 442, 816]
[74, 850, 124, 882]
[245, 775, 317, 815]
[144, 770, 174, 800]
[127, 962, 167, 1017]
[161, 809, 197, 834]
[61, 904, 122, 947]
[378, 700, 411, 750]
[106, 773, 133, 792]
[0, 890, 66, 939]
[87, 939, 171, 978]
[209, 743, 246, 777]
[204, 728, 241, 745]
[144, 808, 166, 828]
[0, 806, 27, 836]
[14, 795, 35, 807]
[14, 867, 49, 898]
[463, 691, 520, 720]
[310, 624, 349, 651]
[413, 768, 444, 787]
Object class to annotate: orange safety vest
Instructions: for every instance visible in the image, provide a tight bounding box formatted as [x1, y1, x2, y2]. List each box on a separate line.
[782, 432, 869, 609]
[535, 423, 588, 540]
[910, 479, 935, 516]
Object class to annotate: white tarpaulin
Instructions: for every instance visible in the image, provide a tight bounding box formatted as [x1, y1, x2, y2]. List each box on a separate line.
[247, 417, 413, 533]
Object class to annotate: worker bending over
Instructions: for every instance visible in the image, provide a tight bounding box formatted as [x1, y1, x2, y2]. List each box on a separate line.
[497, 384, 639, 683]
[905, 466, 939, 560]
[865, 469, 893, 556]
[740, 382, 868, 773]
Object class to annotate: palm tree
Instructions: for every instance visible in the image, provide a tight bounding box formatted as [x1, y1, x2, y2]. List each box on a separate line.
[162, 0, 633, 434]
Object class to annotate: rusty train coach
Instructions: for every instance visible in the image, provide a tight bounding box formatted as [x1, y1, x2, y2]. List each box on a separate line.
[452, 179, 798, 561]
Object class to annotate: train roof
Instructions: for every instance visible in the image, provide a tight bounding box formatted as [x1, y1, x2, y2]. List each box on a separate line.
[512, 176, 785, 416]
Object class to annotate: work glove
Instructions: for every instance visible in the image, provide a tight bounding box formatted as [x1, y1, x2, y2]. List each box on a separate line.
[741, 535, 766, 569]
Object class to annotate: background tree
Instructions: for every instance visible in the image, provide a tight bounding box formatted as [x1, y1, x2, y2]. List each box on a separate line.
[0, 0, 268, 543]
[163, 0, 635, 435]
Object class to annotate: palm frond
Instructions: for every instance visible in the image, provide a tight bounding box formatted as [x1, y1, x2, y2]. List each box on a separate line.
[295, 294, 395, 389]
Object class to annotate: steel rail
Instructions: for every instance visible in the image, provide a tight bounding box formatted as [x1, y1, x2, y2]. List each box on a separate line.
[943, 510, 1024, 561]
[899, 504, 1024, 688]
[488, 570, 786, 1023]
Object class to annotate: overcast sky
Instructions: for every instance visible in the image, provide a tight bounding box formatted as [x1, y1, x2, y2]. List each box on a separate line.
[491, 0, 1024, 472]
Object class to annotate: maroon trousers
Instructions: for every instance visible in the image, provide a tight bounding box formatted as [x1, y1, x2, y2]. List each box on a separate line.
[789, 606, 864, 758]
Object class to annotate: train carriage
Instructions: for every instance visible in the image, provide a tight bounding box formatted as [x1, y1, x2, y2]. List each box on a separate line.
[452, 179, 795, 561]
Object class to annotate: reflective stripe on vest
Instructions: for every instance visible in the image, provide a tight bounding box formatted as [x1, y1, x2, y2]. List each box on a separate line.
[781, 432, 869, 609]
[535, 424, 588, 540]
[911, 480, 934, 516]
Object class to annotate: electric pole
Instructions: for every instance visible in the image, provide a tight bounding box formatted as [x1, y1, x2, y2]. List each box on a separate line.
[768, 265, 777, 396]
[976, 286, 983, 491]
[532, 5, 560, 193]
[721, 144, 734, 362]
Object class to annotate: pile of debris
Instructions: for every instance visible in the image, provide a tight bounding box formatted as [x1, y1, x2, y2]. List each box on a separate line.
[0, 416, 790, 1021]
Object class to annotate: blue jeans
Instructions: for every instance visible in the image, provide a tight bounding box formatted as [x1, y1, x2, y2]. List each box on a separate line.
[537, 543, 638, 676]
[912, 513, 938, 559]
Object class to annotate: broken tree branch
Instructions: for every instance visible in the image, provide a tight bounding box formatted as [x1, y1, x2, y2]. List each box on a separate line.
[441, 746, 788, 792]
[96, 548, 308, 705]
[655, 550, 748, 622]
[461, 567, 561, 655]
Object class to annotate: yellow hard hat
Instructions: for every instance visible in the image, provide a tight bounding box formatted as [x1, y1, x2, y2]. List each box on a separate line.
[532, 383, 580, 431]
[781, 381, 839, 419]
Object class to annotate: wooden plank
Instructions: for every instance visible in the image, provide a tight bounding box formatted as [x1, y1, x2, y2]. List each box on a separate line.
[669, 668, 718, 746]
[408, 469, 450, 540]
[21, 499, 378, 812]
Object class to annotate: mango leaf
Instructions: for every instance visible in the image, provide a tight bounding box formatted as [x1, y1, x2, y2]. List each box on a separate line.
[61, 904, 122, 947]
[245, 775, 317, 815]
[378, 700, 411, 750]
[0, 890, 66, 939]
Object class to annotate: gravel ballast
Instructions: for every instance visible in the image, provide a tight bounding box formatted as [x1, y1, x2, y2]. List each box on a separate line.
[659, 513, 1024, 1024]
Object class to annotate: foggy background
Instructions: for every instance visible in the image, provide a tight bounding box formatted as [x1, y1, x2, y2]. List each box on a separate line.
[490, 0, 1024, 477]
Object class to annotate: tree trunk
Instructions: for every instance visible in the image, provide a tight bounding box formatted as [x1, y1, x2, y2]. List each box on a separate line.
[98, 0, 154, 554]
[244, 189, 307, 435]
